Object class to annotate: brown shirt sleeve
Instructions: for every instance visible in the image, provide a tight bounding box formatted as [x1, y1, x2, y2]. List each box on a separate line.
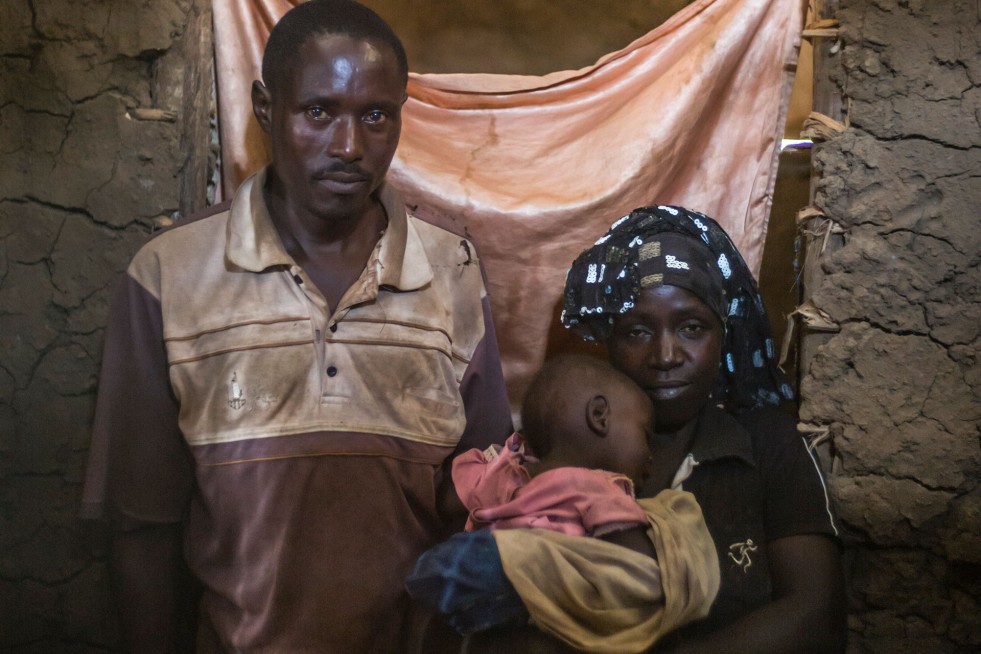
[455, 294, 513, 455]
[81, 272, 194, 527]
[435, 293, 513, 527]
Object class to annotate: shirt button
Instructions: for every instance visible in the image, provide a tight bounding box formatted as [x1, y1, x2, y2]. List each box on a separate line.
[329, 323, 337, 333]
[326, 366, 338, 377]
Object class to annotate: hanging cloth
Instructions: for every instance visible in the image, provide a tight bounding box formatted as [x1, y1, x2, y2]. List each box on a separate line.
[212, 0, 806, 407]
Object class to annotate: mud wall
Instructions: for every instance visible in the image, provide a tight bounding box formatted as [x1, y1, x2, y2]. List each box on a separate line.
[800, 1, 981, 652]
[0, 0, 213, 649]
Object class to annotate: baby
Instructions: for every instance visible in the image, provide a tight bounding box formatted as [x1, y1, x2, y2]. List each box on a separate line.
[408, 356, 719, 650]
[452, 354, 655, 547]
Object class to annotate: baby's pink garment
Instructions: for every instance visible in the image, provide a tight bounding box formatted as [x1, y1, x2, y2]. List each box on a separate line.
[452, 433, 648, 537]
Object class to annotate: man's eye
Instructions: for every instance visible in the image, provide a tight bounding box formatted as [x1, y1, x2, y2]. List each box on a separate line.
[307, 107, 326, 120]
[364, 110, 387, 125]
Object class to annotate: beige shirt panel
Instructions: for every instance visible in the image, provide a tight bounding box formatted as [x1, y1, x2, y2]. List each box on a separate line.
[126, 169, 487, 452]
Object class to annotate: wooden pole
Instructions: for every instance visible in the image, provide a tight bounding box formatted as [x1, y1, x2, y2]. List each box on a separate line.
[799, 0, 843, 383]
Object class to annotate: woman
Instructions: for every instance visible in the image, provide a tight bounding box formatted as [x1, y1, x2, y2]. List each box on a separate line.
[409, 206, 845, 653]
[560, 205, 845, 652]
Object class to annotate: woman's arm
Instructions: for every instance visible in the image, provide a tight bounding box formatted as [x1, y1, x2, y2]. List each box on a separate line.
[663, 533, 845, 654]
[599, 525, 658, 559]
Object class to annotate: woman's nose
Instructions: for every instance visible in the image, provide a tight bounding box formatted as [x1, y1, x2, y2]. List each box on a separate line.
[650, 335, 683, 369]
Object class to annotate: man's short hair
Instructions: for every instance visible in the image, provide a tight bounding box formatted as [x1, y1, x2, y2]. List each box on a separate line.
[262, 0, 409, 93]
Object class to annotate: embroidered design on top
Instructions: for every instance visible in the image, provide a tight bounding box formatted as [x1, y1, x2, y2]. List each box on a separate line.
[586, 263, 599, 283]
[728, 539, 757, 572]
[228, 372, 246, 410]
[640, 273, 664, 287]
[639, 241, 661, 261]
[665, 254, 689, 270]
[717, 252, 732, 279]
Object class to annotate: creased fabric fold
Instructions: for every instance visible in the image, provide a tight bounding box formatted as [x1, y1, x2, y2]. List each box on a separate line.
[493, 490, 720, 653]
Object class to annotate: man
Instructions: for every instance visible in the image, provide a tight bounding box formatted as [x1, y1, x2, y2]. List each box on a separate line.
[81, 1, 512, 651]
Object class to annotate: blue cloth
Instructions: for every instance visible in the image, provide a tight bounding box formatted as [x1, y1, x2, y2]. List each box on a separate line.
[405, 531, 529, 635]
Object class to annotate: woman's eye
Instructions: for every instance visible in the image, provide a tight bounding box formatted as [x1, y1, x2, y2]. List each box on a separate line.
[306, 107, 326, 120]
[679, 323, 706, 337]
[627, 326, 651, 338]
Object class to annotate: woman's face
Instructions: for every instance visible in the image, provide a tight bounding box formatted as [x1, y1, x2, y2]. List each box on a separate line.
[607, 285, 724, 434]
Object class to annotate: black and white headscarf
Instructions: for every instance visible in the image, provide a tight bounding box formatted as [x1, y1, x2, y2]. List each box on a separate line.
[562, 205, 794, 413]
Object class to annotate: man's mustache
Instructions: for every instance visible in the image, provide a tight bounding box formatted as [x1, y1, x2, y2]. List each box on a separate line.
[313, 162, 370, 179]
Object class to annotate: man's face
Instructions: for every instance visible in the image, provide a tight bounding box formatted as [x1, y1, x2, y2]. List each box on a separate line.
[254, 33, 405, 222]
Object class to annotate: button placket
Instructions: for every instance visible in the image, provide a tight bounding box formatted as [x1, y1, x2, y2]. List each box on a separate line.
[321, 304, 355, 390]
[324, 317, 339, 382]
[286, 265, 329, 395]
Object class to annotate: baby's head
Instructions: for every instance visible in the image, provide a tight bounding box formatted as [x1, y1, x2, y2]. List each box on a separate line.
[520, 355, 654, 484]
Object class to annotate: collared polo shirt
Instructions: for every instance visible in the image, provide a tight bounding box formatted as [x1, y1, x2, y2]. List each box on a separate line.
[82, 168, 512, 652]
[638, 404, 839, 638]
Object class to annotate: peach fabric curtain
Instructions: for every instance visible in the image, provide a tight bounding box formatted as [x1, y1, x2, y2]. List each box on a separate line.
[213, 0, 806, 408]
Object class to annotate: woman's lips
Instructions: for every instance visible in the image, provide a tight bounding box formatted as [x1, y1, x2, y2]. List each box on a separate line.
[645, 381, 690, 401]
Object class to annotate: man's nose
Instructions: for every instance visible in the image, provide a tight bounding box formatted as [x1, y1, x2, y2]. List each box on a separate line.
[327, 116, 362, 160]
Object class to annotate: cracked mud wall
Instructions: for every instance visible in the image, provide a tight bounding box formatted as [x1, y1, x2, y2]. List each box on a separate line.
[800, 1, 980, 652]
[0, 0, 213, 649]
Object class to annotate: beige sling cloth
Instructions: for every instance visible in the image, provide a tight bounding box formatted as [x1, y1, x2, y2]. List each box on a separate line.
[493, 490, 720, 653]
[213, 0, 806, 408]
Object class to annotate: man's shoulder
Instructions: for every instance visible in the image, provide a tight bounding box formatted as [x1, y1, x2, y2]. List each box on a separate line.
[180, 199, 233, 224]
[125, 201, 233, 290]
[406, 213, 485, 273]
[156, 199, 232, 239]
[407, 212, 471, 244]
[135, 201, 231, 257]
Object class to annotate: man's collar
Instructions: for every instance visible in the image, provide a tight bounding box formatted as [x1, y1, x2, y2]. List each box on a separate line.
[375, 183, 432, 291]
[225, 167, 432, 292]
[690, 404, 756, 467]
[226, 168, 291, 272]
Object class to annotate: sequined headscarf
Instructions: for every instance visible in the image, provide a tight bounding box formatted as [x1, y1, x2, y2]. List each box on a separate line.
[561, 205, 794, 412]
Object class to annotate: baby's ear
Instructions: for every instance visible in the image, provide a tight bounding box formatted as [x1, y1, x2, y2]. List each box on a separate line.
[585, 395, 610, 437]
